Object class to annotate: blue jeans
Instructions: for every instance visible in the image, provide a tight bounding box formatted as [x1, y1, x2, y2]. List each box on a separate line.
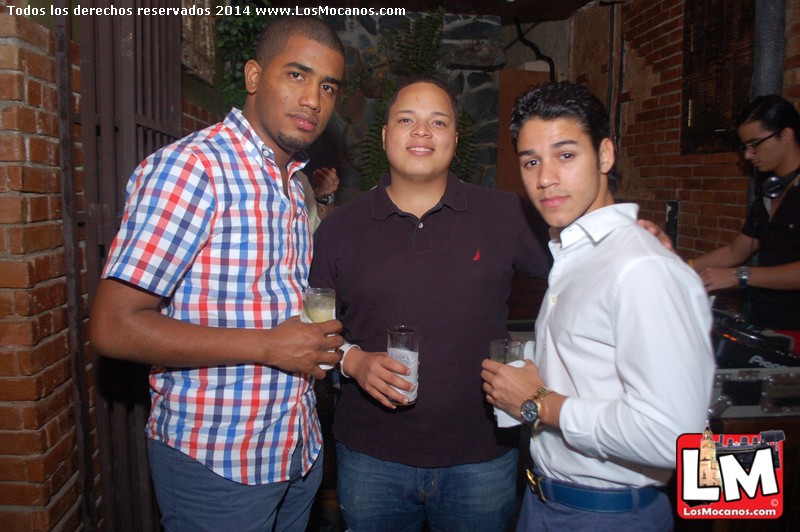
[336, 442, 518, 532]
[148, 439, 322, 532]
[516, 485, 673, 531]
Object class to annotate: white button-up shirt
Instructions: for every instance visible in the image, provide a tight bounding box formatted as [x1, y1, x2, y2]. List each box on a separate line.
[532, 203, 715, 488]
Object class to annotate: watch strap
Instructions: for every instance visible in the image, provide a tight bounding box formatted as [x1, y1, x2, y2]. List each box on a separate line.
[338, 343, 360, 378]
[531, 386, 553, 428]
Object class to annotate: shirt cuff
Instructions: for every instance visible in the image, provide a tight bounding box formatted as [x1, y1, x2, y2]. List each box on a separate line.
[523, 340, 535, 361]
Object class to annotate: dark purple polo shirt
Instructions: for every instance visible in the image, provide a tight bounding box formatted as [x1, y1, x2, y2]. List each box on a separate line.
[310, 172, 549, 467]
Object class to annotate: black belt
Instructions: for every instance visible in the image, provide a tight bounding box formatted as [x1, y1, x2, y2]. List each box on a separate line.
[526, 469, 661, 513]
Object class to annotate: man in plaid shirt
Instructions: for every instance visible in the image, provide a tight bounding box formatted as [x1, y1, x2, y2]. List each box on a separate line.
[89, 17, 345, 531]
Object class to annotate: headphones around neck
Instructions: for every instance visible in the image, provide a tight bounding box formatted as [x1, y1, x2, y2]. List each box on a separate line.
[762, 167, 800, 198]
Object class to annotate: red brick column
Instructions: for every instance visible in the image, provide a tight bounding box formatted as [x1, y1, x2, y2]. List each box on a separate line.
[0, 10, 90, 531]
[788, 0, 800, 101]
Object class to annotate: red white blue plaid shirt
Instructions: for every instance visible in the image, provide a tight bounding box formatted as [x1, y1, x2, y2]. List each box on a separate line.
[102, 109, 321, 484]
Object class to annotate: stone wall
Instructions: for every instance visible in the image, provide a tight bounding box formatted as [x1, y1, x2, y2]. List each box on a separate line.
[317, 13, 503, 200]
[503, 19, 571, 80]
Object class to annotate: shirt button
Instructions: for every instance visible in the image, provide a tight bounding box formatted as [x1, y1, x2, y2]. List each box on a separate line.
[418, 222, 424, 229]
[550, 295, 558, 304]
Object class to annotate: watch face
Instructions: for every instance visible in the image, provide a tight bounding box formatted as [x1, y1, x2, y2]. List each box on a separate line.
[316, 193, 335, 205]
[521, 400, 539, 423]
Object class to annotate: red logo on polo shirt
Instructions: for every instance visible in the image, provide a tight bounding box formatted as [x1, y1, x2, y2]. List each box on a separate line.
[473, 249, 481, 261]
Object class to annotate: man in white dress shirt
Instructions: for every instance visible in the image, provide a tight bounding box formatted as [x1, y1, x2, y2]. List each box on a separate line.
[481, 81, 714, 530]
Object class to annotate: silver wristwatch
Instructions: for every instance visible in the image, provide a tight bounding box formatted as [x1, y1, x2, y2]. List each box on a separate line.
[316, 193, 335, 205]
[735, 266, 750, 289]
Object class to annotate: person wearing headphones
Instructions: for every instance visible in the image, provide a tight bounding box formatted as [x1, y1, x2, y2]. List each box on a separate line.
[691, 95, 800, 344]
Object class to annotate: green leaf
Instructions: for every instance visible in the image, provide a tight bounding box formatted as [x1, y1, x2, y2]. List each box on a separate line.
[216, 0, 274, 110]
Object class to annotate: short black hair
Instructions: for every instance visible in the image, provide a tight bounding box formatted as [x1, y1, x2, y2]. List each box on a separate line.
[737, 94, 800, 147]
[510, 81, 621, 189]
[255, 16, 344, 66]
[383, 75, 459, 123]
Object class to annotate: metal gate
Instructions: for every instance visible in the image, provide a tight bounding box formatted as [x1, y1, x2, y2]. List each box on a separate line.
[79, 1, 181, 529]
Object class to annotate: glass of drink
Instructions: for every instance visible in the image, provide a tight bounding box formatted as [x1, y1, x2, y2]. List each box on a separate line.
[302, 287, 336, 370]
[302, 287, 336, 324]
[387, 325, 419, 404]
[489, 338, 524, 427]
[489, 339, 523, 364]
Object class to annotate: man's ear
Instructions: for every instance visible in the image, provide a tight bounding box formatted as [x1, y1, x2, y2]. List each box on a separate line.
[779, 126, 796, 145]
[599, 138, 615, 175]
[382, 125, 387, 151]
[244, 59, 261, 95]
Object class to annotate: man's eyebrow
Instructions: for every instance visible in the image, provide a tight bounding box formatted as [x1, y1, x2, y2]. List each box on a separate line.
[517, 139, 579, 157]
[552, 139, 579, 148]
[393, 109, 451, 118]
[284, 61, 341, 86]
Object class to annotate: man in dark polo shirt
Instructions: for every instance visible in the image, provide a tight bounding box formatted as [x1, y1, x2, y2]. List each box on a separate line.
[310, 77, 670, 530]
[309, 76, 549, 530]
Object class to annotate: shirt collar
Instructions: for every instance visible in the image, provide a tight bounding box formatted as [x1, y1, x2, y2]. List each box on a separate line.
[370, 171, 469, 220]
[224, 108, 310, 174]
[555, 203, 639, 249]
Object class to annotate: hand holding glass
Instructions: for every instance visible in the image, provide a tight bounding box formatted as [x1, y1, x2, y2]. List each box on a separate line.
[489, 339, 524, 427]
[387, 325, 419, 404]
[301, 288, 336, 370]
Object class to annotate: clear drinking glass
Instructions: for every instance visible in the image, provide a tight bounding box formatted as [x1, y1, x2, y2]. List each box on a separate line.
[489, 338, 524, 427]
[302, 287, 336, 324]
[387, 325, 419, 404]
[302, 287, 336, 370]
[489, 339, 523, 364]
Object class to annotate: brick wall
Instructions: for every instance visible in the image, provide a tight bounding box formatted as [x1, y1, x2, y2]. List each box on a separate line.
[0, 8, 91, 531]
[182, 99, 221, 137]
[0, 6, 222, 528]
[572, 0, 800, 258]
[789, 1, 800, 99]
